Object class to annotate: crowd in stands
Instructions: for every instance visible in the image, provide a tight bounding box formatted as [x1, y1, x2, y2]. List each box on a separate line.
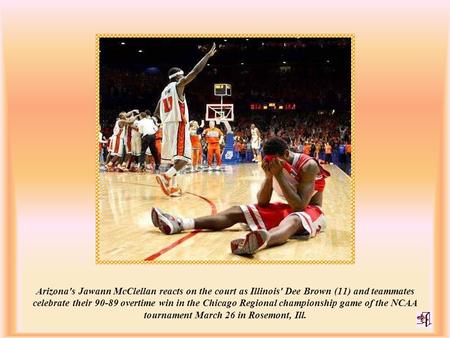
[230, 110, 351, 174]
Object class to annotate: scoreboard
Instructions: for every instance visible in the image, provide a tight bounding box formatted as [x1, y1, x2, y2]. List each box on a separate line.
[214, 83, 232, 96]
[250, 103, 296, 111]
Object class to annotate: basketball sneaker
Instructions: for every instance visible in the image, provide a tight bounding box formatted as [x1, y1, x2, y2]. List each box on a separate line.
[169, 186, 182, 197]
[117, 164, 129, 172]
[230, 229, 269, 255]
[155, 174, 171, 196]
[151, 207, 183, 235]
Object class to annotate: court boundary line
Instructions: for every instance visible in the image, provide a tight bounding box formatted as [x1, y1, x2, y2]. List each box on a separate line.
[144, 230, 202, 261]
[99, 179, 218, 261]
[99, 177, 353, 264]
[328, 163, 351, 180]
[144, 191, 218, 261]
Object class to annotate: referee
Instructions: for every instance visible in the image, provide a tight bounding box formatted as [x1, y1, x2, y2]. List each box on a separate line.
[138, 111, 160, 172]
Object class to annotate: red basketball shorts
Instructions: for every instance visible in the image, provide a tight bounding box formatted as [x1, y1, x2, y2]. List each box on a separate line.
[239, 203, 326, 238]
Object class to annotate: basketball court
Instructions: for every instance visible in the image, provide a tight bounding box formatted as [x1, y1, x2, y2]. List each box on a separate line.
[97, 163, 353, 263]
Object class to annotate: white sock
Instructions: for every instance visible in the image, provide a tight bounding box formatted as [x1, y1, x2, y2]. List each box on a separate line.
[181, 218, 195, 230]
[171, 175, 177, 186]
[165, 167, 177, 178]
[258, 230, 270, 250]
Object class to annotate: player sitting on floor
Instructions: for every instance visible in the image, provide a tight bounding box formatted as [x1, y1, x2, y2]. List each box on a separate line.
[151, 137, 331, 255]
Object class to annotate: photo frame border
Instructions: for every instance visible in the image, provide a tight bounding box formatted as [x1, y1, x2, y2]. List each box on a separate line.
[95, 33, 356, 265]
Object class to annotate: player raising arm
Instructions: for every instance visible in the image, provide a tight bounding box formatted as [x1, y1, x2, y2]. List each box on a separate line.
[153, 43, 217, 197]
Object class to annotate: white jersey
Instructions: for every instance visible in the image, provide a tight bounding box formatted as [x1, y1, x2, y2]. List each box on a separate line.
[131, 120, 141, 138]
[251, 127, 260, 141]
[112, 120, 125, 139]
[190, 128, 201, 138]
[159, 82, 189, 123]
[123, 124, 131, 140]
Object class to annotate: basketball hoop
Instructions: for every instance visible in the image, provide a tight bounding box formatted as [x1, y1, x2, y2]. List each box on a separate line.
[206, 83, 234, 121]
[206, 104, 234, 121]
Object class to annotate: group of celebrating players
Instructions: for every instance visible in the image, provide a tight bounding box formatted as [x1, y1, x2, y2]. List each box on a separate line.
[99, 113, 244, 174]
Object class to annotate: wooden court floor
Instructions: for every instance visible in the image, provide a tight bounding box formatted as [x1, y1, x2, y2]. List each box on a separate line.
[98, 163, 353, 263]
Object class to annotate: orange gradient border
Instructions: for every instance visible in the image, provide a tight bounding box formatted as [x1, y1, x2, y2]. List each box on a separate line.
[4, 32, 447, 338]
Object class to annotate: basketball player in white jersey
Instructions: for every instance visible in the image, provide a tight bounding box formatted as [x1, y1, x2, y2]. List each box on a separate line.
[117, 122, 134, 172]
[250, 124, 262, 162]
[106, 112, 127, 171]
[154, 43, 217, 197]
[117, 110, 140, 172]
[107, 110, 139, 171]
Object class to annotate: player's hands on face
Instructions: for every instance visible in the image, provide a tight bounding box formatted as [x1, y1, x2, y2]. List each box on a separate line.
[261, 160, 273, 178]
[208, 43, 217, 57]
[269, 158, 284, 177]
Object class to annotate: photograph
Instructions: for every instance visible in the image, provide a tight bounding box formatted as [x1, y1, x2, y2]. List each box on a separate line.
[97, 36, 354, 263]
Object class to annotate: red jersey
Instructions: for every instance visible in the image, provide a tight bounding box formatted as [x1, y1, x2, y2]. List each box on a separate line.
[292, 154, 330, 192]
[272, 153, 330, 200]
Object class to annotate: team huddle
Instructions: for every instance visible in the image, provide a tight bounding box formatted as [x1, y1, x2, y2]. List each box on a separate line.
[103, 43, 332, 256]
[100, 111, 232, 176]
[102, 110, 161, 173]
